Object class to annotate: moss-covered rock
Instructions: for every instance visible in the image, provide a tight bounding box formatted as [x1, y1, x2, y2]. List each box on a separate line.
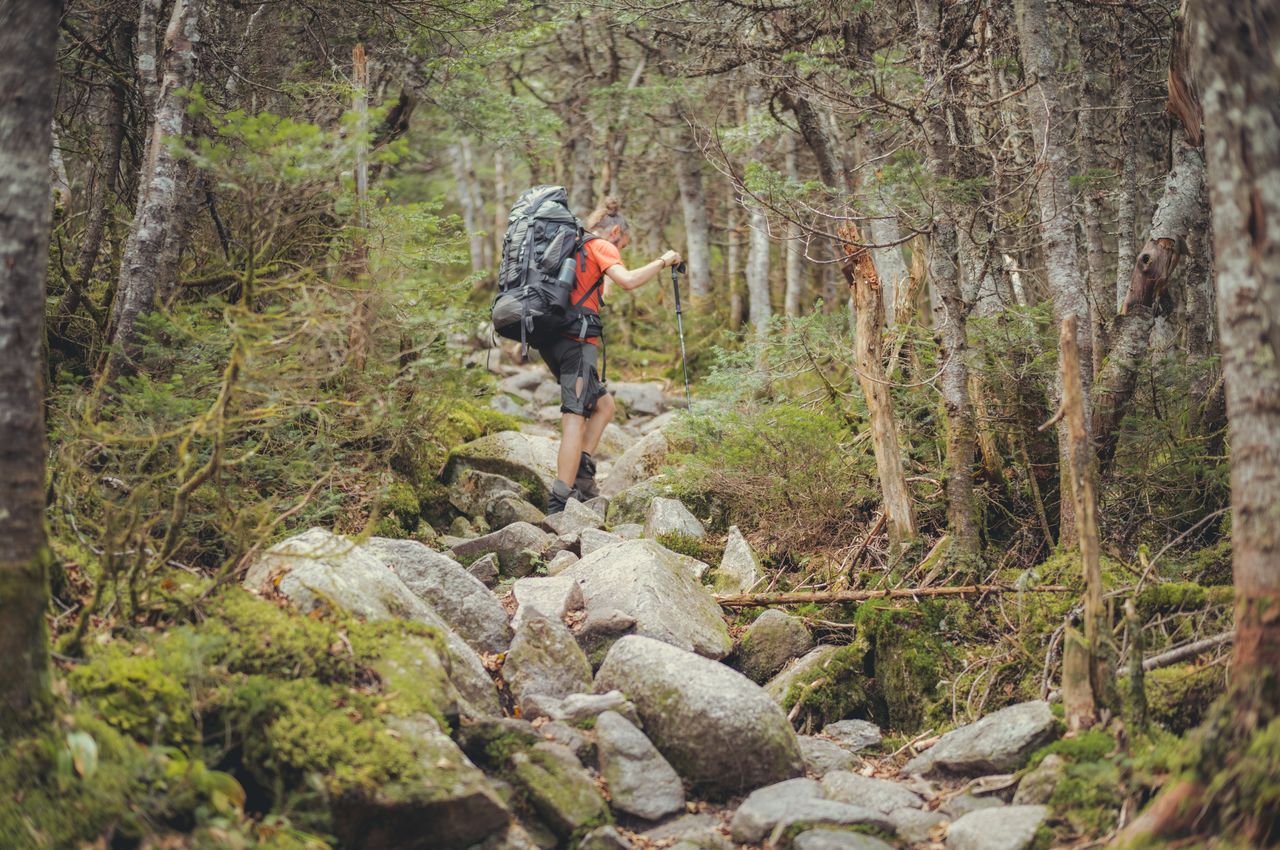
[855, 602, 945, 732]
[1147, 663, 1226, 733]
[509, 742, 610, 841]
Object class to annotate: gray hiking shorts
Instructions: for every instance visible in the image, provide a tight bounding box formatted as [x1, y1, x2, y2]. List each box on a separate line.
[537, 336, 606, 416]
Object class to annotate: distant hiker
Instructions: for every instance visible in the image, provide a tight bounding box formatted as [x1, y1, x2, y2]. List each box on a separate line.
[539, 198, 680, 513]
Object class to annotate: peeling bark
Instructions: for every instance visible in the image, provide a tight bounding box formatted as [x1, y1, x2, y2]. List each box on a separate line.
[103, 0, 204, 382]
[0, 0, 58, 731]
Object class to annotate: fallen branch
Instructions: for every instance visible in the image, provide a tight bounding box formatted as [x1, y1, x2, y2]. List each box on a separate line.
[1141, 631, 1234, 672]
[713, 584, 1073, 608]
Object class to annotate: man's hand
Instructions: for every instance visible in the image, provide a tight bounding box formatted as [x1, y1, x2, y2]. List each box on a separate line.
[660, 250, 683, 268]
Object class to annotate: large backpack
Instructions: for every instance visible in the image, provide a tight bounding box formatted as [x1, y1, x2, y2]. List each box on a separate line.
[491, 185, 604, 354]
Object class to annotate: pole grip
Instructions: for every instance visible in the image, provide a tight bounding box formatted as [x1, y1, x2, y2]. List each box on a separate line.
[671, 267, 684, 313]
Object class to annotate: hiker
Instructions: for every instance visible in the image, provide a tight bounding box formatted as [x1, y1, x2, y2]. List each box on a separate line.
[539, 198, 681, 513]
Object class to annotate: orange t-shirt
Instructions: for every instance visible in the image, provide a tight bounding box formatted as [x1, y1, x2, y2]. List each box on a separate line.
[565, 238, 620, 345]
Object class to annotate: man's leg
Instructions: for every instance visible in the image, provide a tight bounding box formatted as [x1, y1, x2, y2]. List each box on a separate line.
[582, 392, 615, 456]
[557, 412, 587, 486]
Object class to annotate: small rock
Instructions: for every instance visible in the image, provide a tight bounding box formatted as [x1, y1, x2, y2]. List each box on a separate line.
[546, 550, 580, 576]
[519, 693, 565, 721]
[638, 410, 679, 434]
[561, 691, 639, 725]
[541, 721, 594, 763]
[579, 527, 623, 555]
[798, 737, 857, 777]
[578, 825, 632, 850]
[1013, 754, 1065, 805]
[575, 608, 637, 659]
[469, 553, 500, 586]
[946, 805, 1048, 850]
[941, 792, 1004, 818]
[500, 371, 543, 397]
[766, 801, 895, 849]
[764, 645, 842, 704]
[890, 807, 948, 844]
[584, 495, 610, 515]
[449, 469, 526, 518]
[365, 537, 511, 655]
[708, 525, 764, 593]
[533, 380, 562, 407]
[730, 778, 824, 843]
[604, 477, 672, 524]
[544, 499, 605, 535]
[594, 423, 637, 460]
[511, 574, 584, 630]
[450, 516, 477, 537]
[792, 830, 895, 850]
[596, 635, 803, 797]
[488, 495, 547, 530]
[737, 609, 815, 683]
[644, 813, 727, 847]
[503, 612, 593, 703]
[903, 701, 1058, 777]
[450, 522, 553, 578]
[612, 523, 643, 539]
[644, 496, 706, 539]
[822, 720, 883, 753]
[445, 430, 561, 491]
[596, 711, 685, 820]
[543, 532, 581, 559]
[601, 431, 670, 497]
[821, 771, 924, 814]
[510, 741, 610, 841]
[611, 381, 666, 416]
[491, 394, 533, 419]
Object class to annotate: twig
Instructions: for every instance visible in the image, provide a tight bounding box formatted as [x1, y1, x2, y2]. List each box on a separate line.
[714, 584, 1073, 608]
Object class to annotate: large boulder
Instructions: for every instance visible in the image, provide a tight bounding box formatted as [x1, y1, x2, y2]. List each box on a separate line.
[509, 742, 610, 841]
[708, 525, 764, 593]
[595, 710, 685, 821]
[365, 538, 510, 655]
[946, 805, 1048, 850]
[445, 431, 560, 492]
[603, 477, 675, 525]
[543, 498, 604, 536]
[243, 528, 500, 716]
[643, 496, 706, 539]
[578, 528, 623, 556]
[594, 635, 804, 797]
[737, 609, 815, 683]
[610, 381, 666, 416]
[600, 430, 670, 497]
[486, 495, 545, 530]
[903, 701, 1057, 777]
[503, 612, 593, 703]
[821, 771, 924, 814]
[331, 714, 509, 850]
[729, 778, 823, 843]
[449, 522, 552, 578]
[562, 539, 731, 659]
[510, 574, 584, 630]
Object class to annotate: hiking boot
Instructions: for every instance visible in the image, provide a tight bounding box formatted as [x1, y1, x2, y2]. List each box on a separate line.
[546, 479, 582, 515]
[574, 452, 599, 500]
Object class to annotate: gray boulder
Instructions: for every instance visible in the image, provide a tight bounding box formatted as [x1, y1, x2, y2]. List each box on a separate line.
[890, 807, 948, 843]
[730, 778, 823, 843]
[579, 527, 623, 556]
[503, 612, 593, 703]
[644, 813, 728, 848]
[594, 635, 803, 797]
[511, 574, 584, 630]
[331, 714, 509, 850]
[584, 495, 610, 515]
[365, 537, 511, 655]
[611, 381, 665, 416]
[798, 737, 857, 777]
[449, 469, 525, 518]
[600, 430, 670, 497]
[737, 609, 815, 683]
[594, 423, 637, 460]
[541, 721, 594, 763]
[450, 521, 552, 578]
[243, 528, 500, 716]
[490, 394, 532, 420]
[546, 550, 580, 575]
[708, 525, 764, 593]
[509, 741, 610, 841]
[1013, 753, 1065, 805]
[487, 495, 546, 530]
[946, 805, 1048, 850]
[764, 645, 842, 704]
[533, 379, 562, 407]
[612, 523, 643, 539]
[563, 539, 731, 659]
[767, 802, 895, 849]
[544, 498, 605, 535]
[822, 719, 883, 753]
[903, 701, 1057, 777]
[643, 497, 706, 539]
[578, 825, 632, 850]
[792, 831, 895, 850]
[821, 771, 924, 814]
[941, 792, 1004, 818]
[499, 371, 542, 398]
[596, 711, 685, 820]
[603, 477, 673, 525]
[468, 553, 500, 587]
[445, 430, 561, 491]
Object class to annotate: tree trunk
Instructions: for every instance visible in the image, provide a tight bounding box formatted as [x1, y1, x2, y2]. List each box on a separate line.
[842, 225, 917, 549]
[102, 0, 204, 382]
[568, 127, 594, 218]
[674, 119, 711, 304]
[451, 136, 486, 274]
[1015, 0, 1093, 547]
[745, 88, 772, 343]
[1192, 0, 1280, 693]
[727, 198, 744, 331]
[784, 135, 804, 318]
[0, 0, 58, 733]
[1094, 144, 1206, 469]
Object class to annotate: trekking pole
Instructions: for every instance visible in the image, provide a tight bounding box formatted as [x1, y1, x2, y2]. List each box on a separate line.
[671, 261, 692, 409]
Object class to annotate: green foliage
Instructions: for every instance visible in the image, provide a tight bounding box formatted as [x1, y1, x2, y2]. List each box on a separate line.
[69, 649, 200, 748]
[781, 640, 873, 731]
[655, 532, 722, 563]
[1147, 664, 1226, 733]
[1029, 730, 1116, 768]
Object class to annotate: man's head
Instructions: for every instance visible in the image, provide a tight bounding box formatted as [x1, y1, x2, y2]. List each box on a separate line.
[586, 196, 630, 249]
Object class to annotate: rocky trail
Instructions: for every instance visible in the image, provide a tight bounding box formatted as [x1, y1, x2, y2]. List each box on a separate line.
[242, 357, 1068, 850]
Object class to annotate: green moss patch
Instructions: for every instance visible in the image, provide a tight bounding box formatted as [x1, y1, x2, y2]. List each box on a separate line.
[1147, 663, 1226, 733]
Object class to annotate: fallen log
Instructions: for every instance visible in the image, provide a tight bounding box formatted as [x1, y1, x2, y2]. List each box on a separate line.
[1141, 631, 1234, 672]
[713, 584, 1074, 608]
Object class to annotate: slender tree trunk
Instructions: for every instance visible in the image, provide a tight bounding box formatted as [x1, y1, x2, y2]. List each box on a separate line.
[1192, 0, 1280, 694]
[674, 118, 711, 304]
[493, 148, 508, 264]
[0, 0, 58, 734]
[568, 115, 594, 218]
[843, 225, 917, 549]
[727, 198, 744, 331]
[784, 135, 804, 318]
[745, 88, 772, 343]
[451, 138, 484, 274]
[102, 0, 204, 382]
